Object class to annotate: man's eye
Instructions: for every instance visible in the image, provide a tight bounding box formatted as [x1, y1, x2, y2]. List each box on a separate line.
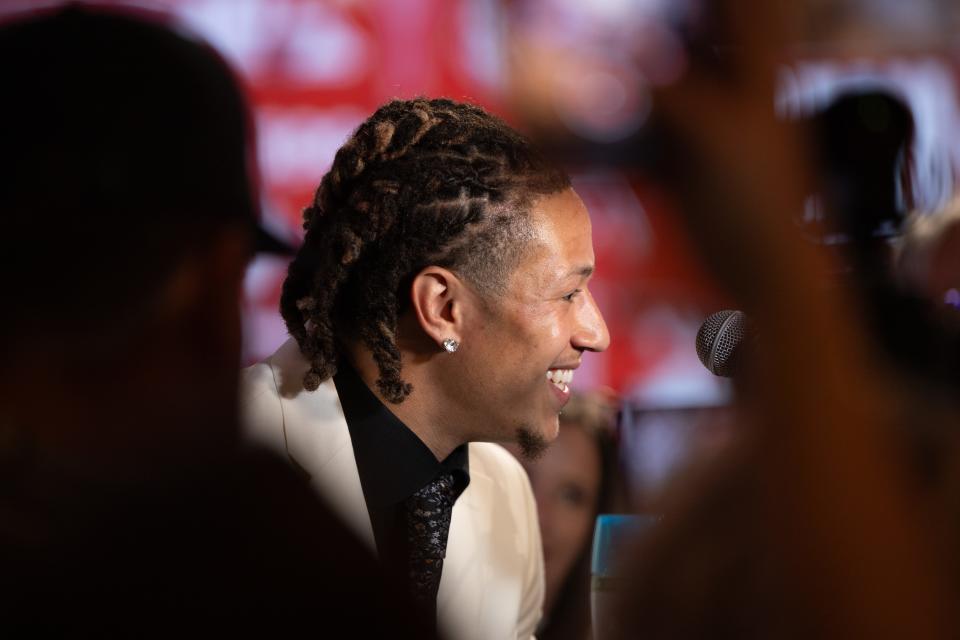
[559, 485, 588, 507]
[562, 289, 582, 302]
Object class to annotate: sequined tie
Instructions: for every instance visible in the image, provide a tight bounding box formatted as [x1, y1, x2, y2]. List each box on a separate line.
[403, 472, 457, 608]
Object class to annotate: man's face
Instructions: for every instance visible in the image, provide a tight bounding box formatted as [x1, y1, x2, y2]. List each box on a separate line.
[453, 188, 609, 454]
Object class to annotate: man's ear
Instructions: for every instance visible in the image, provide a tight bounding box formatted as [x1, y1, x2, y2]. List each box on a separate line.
[409, 266, 466, 350]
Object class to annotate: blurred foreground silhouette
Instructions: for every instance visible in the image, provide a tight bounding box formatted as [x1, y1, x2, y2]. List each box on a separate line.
[614, 1, 960, 638]
[0, 5, 432, 636]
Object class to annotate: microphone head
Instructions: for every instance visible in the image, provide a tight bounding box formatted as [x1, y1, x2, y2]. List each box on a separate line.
[696, 310, 749, 377]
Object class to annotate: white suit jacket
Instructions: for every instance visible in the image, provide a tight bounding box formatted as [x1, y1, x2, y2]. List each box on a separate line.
[240, 339, 544, 640]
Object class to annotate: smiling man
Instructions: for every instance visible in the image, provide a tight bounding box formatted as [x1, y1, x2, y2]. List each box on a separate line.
[242, 98, 609, 639]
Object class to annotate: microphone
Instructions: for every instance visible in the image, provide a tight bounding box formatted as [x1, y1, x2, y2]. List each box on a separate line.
[695, 310, 751, 377]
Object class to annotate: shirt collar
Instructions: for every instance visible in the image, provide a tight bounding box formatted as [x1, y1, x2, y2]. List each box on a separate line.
[333, 358, 470, 509]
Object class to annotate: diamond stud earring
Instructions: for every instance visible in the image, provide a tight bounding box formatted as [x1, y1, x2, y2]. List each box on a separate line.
[442, 338, 459, 353]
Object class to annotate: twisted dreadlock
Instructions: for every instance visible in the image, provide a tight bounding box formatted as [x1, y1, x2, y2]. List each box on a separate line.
[281, 97, 570, 403]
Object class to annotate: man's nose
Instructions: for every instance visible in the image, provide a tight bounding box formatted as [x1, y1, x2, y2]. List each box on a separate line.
[573, 289, 610, 353]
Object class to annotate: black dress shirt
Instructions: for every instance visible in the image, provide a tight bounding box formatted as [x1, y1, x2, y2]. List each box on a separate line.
[333, 359, 470, 593]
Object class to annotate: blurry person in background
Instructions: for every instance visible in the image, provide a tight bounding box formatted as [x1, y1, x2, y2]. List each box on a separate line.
[510, 392, 628, 640]
[806, 89, 960, 434]
[242, 97, 610, 639]
[897, 198, 960, 309]
[801, 88, 960, 475]
[804, 90, 915, 276]
[0, 5, 431, 636]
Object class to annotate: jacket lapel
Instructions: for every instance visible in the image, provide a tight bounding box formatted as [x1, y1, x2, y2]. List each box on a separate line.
[267, 339, 376, 551]
[438, 447, 493, 639]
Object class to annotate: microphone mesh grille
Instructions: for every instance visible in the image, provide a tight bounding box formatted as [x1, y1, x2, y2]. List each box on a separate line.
[695, 310, 748, 377]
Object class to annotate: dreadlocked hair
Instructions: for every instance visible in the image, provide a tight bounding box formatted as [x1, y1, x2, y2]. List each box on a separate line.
[281, 97, 570, 403]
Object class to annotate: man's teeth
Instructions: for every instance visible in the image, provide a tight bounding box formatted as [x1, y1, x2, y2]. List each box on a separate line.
[546, 369, 573, 392]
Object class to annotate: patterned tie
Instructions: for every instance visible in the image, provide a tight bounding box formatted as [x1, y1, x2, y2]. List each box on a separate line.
[403, 472, 457, 608]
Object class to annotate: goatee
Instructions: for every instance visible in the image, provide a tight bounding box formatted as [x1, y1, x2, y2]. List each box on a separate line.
[515, 427, 548, 461]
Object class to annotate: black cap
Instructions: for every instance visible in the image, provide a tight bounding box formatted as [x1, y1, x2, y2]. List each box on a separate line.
[0, 3, 301, 339]
[0, 3, 295, 256]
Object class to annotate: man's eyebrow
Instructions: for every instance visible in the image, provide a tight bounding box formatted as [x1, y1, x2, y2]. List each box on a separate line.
[566, 265, 594, 279]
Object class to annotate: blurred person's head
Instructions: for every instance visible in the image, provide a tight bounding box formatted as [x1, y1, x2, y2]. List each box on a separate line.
[805, 90, 915, 275]
[0, 5, 267, 477]
[281, 97, 610, 459]
[512, 392, 626, 639]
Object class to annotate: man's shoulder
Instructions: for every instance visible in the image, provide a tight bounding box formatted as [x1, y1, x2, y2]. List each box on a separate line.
[239, 339, 348, 459]
[241, 338, 312, 401]
[240, 358, 276, 404]
[240, 338, 341, 412]
[240, 338, 314, 453]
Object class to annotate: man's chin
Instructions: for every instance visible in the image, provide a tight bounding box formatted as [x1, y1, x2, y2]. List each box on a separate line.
[515, 426, 550, 461]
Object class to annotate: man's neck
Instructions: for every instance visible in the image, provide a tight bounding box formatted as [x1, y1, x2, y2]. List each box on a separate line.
[344, 347, 464, 461]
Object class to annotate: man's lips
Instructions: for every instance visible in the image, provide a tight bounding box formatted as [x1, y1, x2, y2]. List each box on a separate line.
[546, 367, 576, 404]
